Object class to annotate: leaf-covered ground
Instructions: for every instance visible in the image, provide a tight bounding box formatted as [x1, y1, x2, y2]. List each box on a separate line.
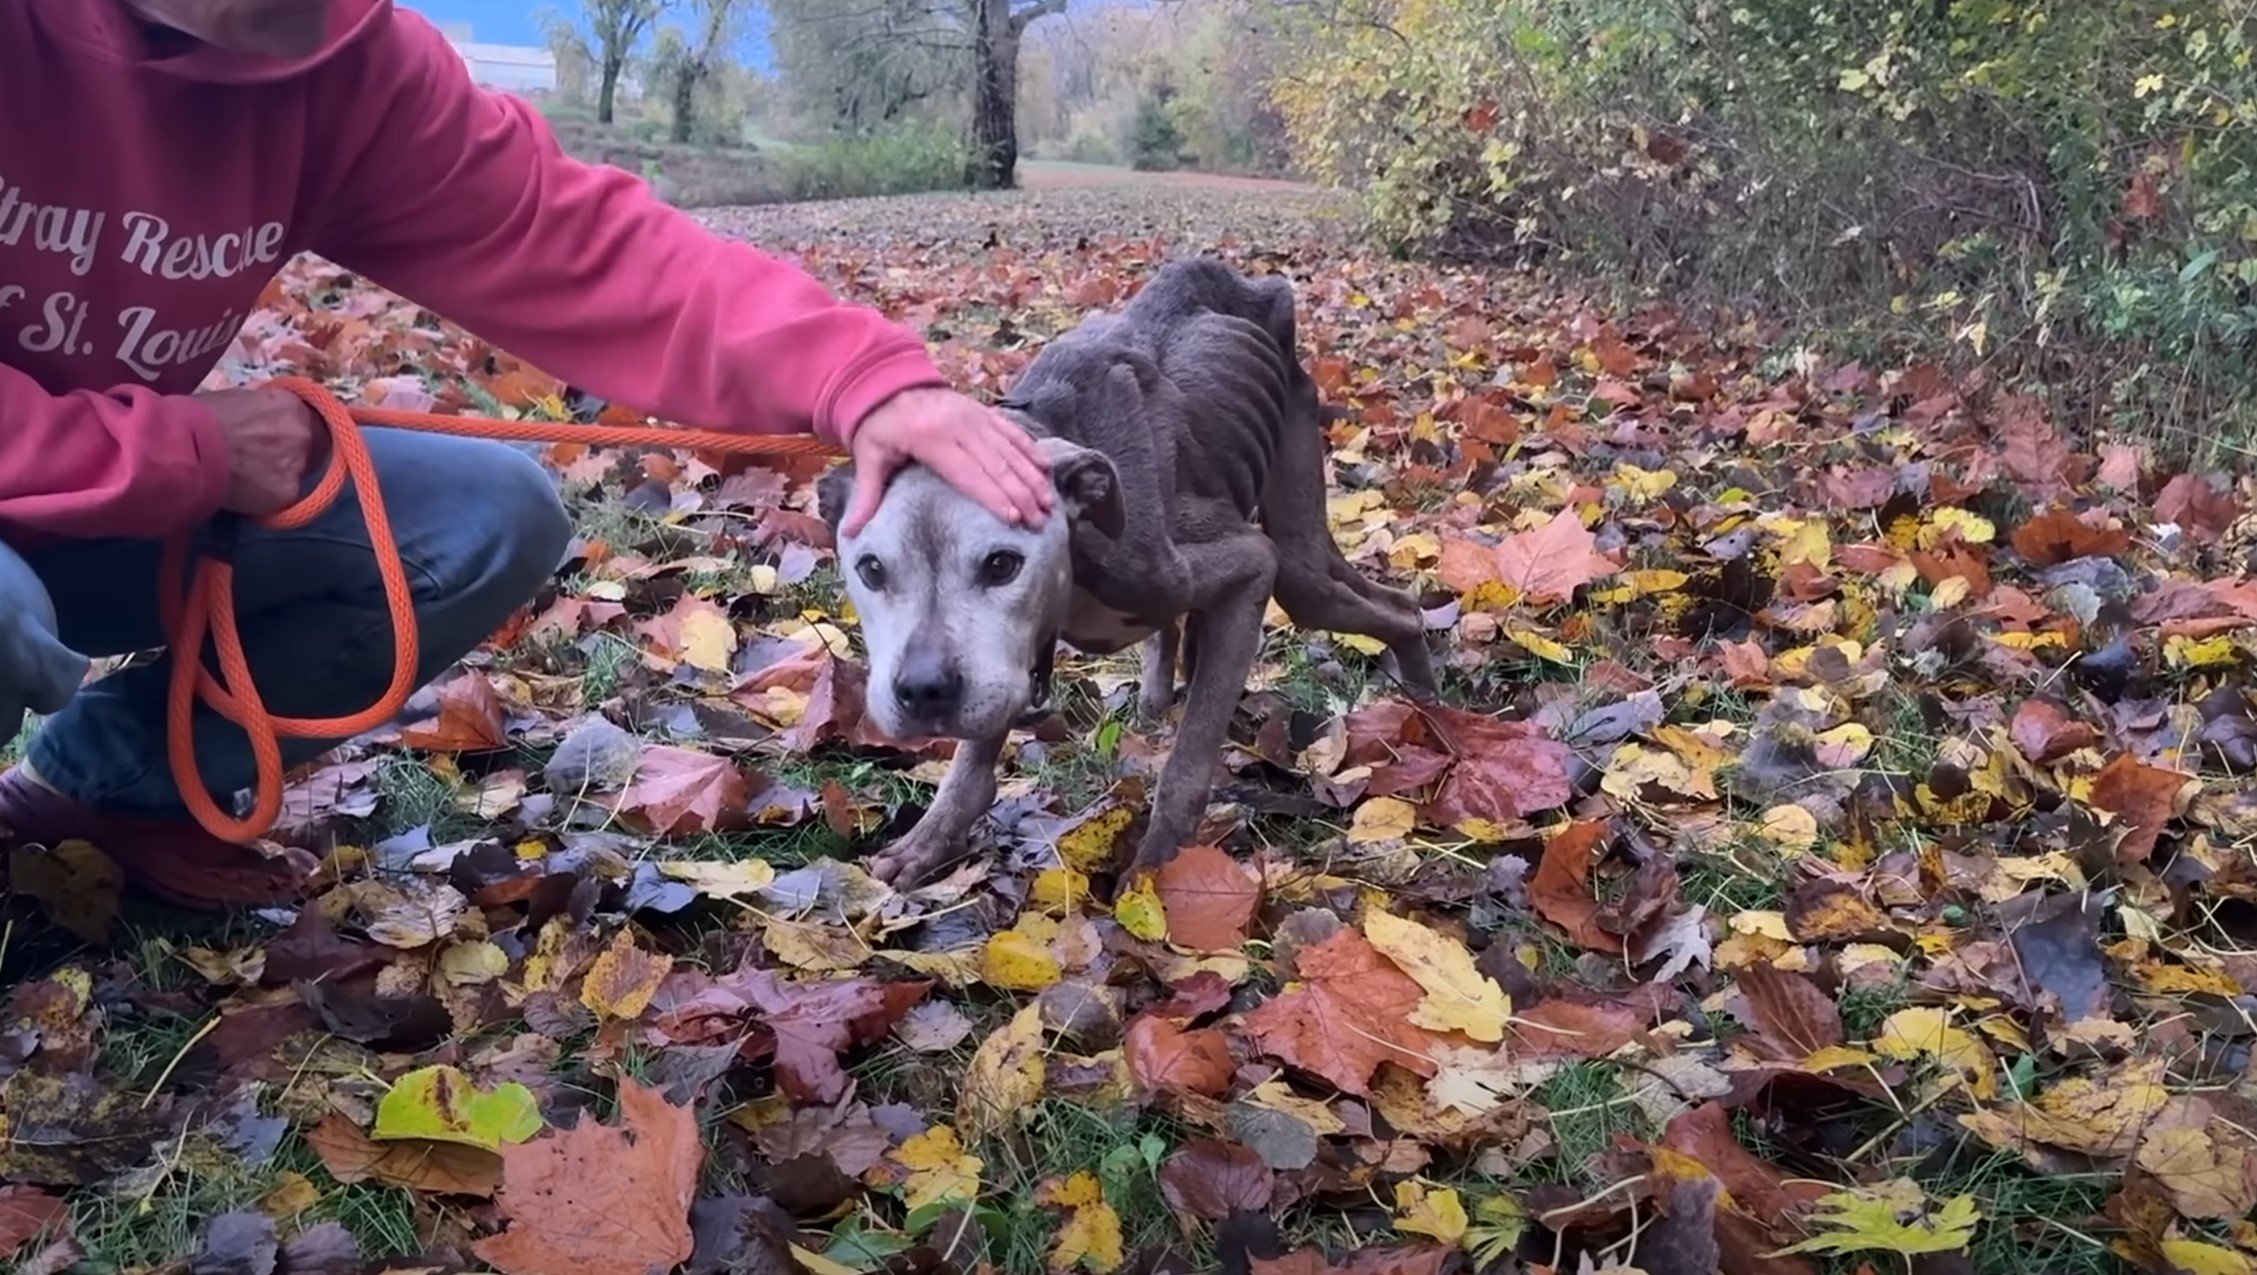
[7, 181, 2257, 1275]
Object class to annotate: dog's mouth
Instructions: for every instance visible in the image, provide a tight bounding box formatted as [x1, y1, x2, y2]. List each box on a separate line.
[1014, 635, 1057, 728]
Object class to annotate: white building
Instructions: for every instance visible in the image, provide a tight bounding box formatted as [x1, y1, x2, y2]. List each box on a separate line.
[435, 22, 559, 95]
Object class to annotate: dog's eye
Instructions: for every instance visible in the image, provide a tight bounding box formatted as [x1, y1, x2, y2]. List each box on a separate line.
[856, 555, 887, 591]
[978, 550, 1024, 587]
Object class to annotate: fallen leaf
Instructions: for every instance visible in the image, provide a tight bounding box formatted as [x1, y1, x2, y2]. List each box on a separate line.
[305, 1113, 504, 1197]
[959, 1004, 1049, 1138]
[372, 1064, 542, 1152]
[399, 672, 509, 752]
[1530, 820, 1619, 952]
[1156, 846, 1260, 951]
[1158, 1138, 1275, 1220]
[614, 745, 750, 836]
[1038, 1170, 1125, 1273]
[1362, 908, 1510, 1041]
[0, 1186, 66, 1256]
[580, 929, 675, 1021]
[2089, 753, 2193, 864]
[1125, 1015, 1235, 1098]
[470, 1079, 701, 1275]
[1243, 928, 1441, 1095]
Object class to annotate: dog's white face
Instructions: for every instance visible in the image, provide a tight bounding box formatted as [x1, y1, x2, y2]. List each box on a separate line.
[828, 438, 1121, 742]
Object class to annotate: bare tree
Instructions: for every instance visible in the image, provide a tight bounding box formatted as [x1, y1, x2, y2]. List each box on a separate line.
[543, 0, 670, 124]
[768, 0, 1069, 189]
[651, 0, 754, 143]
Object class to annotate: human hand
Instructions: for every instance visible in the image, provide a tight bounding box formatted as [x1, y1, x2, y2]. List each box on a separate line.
[841, 386, 1054, 537]
[198, 387, 329, 517]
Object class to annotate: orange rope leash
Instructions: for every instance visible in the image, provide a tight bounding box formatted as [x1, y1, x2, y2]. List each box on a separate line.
[160, 375, 841, 844]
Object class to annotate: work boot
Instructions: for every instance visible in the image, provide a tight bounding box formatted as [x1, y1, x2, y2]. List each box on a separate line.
[0, 766, 317, 910]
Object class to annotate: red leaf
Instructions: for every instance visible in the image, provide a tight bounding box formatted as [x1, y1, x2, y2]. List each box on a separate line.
[1242, 929, 1440, 1095]
[1125, 1016, 1236, 1098]
[1158, 1139, 1275, 1220]
[1156, 846, 1260, 952]
[2089, 754, 2192, 865]
[614, 746, 749, 837]
[470, 1080, 699, 1275]
[1531, 819, 1619, 952]
[399, 672, 509, 753]
[0, 1186, 67, 1257]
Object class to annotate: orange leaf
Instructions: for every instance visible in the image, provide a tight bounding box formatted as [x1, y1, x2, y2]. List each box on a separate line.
[1492, 509, 1616, 604]
[1156, 847, 1259, 952]
[2089, 753, 2192, 865]
[399, 673, 509, 753]
[1125, 1016, 1235, 1098]
[1242, 929, 1440, 1095]
[1530, 819, 1618, 953]
[470, 1079, 699, 1275]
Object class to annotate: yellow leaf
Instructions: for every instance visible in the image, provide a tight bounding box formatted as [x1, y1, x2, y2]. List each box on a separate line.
[2160, 1240, 2254, 1275]
[1349, 796, 1419, 844]
[1030, 866, 1090, 916]
[890, 1124, 984, 1213]
[958, 1004, 1047, 1139]
[1874, 1007, 1997, 1100]
[678, 607, 739, 673]
[1814, 723, 1874, 766]
[1040, 1171, 1126, 1273]
[1921, 507, 1995, 547]
[1112, 875, 1168, 942]
[2166, 633, 2241, 669]
[1930, 575, 1972, 610]
[1506, 629, 1573, 662]
[2135, 1126, 2257, 1219]
[1757, 804, 1820, 851]
[438, 940, 510, 987]
[1729, 910, 1796, 942]
[982, 929, 1064, 992]
[1363, 908, 1510, 1042]
[762, 919, 868, 974]
[1393, 1180, 1469, 1245]
[657, 858, 777, 898]
[1333, 631, 1387, 656]
[578, 928, 672, 1021]
[1602, 743, 1714, 801]
[1771, 1178, 1980, 1259]
[1612, 464, 1678, 502]
[745, 563, 780, 595]
[1059, 806, 1134, 872]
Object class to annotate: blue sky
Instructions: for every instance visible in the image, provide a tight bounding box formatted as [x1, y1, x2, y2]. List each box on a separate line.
[402, 1, 774, 68]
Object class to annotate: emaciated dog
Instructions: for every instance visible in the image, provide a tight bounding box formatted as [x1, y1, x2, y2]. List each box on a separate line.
[818, 258, 1438, 886]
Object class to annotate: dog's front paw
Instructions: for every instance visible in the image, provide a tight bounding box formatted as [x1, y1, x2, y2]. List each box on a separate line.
[869, 833, 960, 888]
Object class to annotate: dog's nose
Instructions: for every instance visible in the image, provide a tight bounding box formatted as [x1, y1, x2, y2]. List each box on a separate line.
[893, 667, 966, 718]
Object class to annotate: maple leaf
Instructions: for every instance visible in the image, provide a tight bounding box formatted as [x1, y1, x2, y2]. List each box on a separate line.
[959, 1003, 1050, 1138]
[1155, 846, 1260, 952]
[1770, 1178, 1980, 1259]
[2088, 753, 2194, 864]
[1361, 908, 1510, 1041]
[1494, 508, 1619, 604]
[1242, 928, 1441, 1095]
[1158, 1139, 1275, 1220]
[613, 745, 750, 836]
[1530, 819, 1621, 952]
[1124, 1015, 1236, 1098]
[472, 1080, 700, 1275]
[399, 671, 509, 753]
[740, 971, 928, 1104]
[579, 929, 674, 1022]
[1037, 1171, 1126, 1273]
[1730, 964, 1843, 1062]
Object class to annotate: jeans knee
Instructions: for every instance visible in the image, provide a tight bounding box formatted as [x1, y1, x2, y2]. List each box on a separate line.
[480, 444, 573, 596]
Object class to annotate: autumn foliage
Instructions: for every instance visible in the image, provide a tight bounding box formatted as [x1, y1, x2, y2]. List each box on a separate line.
[5, 184, 2257, 1275]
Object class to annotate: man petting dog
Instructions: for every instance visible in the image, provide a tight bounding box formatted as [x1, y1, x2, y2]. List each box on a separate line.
[0, 0, 1053, 908]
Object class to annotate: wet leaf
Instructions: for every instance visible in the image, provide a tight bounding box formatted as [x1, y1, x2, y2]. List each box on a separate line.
[471, 1079, 701, 1275]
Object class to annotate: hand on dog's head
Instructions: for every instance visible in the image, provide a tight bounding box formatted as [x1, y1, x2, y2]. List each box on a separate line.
[818, 435, 1122, 744]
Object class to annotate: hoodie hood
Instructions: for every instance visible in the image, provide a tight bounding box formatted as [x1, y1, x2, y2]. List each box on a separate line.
[30, 0, 389, 84]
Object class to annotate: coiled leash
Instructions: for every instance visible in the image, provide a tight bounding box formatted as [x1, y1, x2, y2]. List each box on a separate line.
[161, 375, 841, 844]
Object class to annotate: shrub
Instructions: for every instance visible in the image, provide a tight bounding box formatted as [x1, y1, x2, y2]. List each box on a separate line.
[1129, 93, 1186, 172]
[772, 121, 975, 201]
[1272, 0, 2257, 457]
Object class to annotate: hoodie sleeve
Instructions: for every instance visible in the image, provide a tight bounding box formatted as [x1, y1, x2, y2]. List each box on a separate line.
[304, 12, 946, 448]
[0, 362, 232, 542]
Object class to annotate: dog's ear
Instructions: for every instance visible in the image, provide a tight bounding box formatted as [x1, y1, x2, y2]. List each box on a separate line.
[815, 462, 856, 537]
[1037, 437, 1124, 538]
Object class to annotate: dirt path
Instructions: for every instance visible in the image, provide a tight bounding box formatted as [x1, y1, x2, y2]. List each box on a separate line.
[1015, 159, 1320, 194]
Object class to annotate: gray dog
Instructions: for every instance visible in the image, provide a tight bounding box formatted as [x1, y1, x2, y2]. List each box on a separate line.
[818, 258, 1438, 886]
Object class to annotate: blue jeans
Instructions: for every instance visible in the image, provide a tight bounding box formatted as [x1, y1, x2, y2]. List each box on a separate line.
[0, 431, 571, 818]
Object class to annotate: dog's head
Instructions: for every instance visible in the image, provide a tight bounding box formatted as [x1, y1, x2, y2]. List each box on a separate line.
[819, 433, 1122, 742]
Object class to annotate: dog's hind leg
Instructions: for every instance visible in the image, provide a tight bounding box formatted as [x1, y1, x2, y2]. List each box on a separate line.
[1124, 533, 1277, 880]
[1259, 399, 1439, 701]
[869, 732, 1006, 886]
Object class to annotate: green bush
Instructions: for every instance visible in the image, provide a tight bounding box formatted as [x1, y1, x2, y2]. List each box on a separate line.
[1129, 93, 1186, 172]
[1273, 0, 2257, 458]
[773, 121, 975, 200]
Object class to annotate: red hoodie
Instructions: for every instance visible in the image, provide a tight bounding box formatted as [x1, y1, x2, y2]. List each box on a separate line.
[0, 0, 947, 543]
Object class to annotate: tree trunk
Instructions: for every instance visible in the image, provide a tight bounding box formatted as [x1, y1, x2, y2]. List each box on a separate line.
[670, 65, 698, 143]
[598, 57, 623, 123]
[969, 0, 1020, 190]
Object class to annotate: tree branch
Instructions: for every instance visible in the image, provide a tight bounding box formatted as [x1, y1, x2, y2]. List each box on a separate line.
[1010, 0, 1068, 37]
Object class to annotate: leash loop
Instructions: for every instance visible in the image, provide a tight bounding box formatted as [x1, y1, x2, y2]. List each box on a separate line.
[160, 376, 841, 844]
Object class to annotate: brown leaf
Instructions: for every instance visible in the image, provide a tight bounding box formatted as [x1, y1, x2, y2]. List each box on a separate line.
[1125, 1015, 1235, 1098]
[399, 672, 509, 753]
[1424, 707, 1576, 827]
[1530, 819, 1620, 952]
[1731, 965, 1843, 1062]
[2089, 753, 2193, 865]
[1783, 879, 1890, 942]
[614, 746, 749, 837]
[1242, 928, 1441, 1095]
[2010, 699, 2099, 765]
[2134, 1126, 2257, 1220]
[0, 1186, 67, 1257]
[1156, 846, 1260, 952]
[742, 972, 929, 1104]
[304, 1113, 504, 1197]
[471, 1079, 700, 1275]
[2156, 472, 2239, 546]
[2009, 507, 2130, 568]
[579, 930, 674, 1022]
[1661, 1102, 1828, 1229]
[1158, 1138, 1275, 1220]
[1507, 998, 1644, 1060]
